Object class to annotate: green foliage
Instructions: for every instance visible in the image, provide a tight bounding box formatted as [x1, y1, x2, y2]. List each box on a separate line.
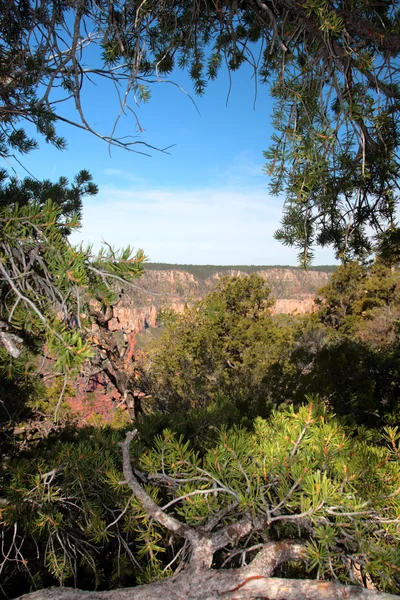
[146, 264, 400, 426]
[6, 403, 395, 595]
[0, 169, 148, 481]
[0, 427, 140, 596]
[131, 396, 244, 455]
[315, 261, 367, 332]
[0, 345, 46, 432]
[136, 402, 400, 592]
[2, 1, 400, 260]
[290, 337, 400, 424]
[277, 261, 400, 422]
[2, 3, 400, 591]
[0, 170, 98, 230]
[27, 378, 74, 421]
[0, 175, 146, 372]
[316, 260, 400, 338]
[0, 165, 151, 595]
[144, 274, 294, 416]
[1, 324, 399, 596]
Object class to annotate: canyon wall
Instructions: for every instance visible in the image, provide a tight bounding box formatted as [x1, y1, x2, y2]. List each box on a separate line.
[109, 266, 332, 333]
[68, 266, 332, 424]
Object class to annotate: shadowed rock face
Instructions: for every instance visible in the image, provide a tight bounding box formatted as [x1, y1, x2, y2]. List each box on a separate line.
[109, 266, 332, 333]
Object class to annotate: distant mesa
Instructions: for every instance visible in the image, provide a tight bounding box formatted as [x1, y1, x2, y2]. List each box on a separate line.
[68, 263, 335, 425]
[108, 263, 335, 334]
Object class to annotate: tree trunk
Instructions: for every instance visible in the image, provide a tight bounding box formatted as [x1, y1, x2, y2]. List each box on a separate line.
[17, 568, 400, 600]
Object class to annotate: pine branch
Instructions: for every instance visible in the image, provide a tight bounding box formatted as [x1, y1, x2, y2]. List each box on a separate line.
[120, 430, 193, 540]
[121, 431, 256, 570]
[248, 540, 306, 576]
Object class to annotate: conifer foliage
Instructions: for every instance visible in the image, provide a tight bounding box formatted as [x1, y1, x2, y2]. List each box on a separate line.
[0, 170, 147, 595]
[0, 179, 145, 367]
[0, 169, 146, 430]
[144, 274, 290, 416]
[132, 402, 400, 592]
[1, 1, 400, 262]
[144, 265, 400, 425]
[3, 402, 399, 599]
[1, 2, 400, 599]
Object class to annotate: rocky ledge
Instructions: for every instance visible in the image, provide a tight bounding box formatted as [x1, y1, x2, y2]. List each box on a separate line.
[108, 266, 332, 333]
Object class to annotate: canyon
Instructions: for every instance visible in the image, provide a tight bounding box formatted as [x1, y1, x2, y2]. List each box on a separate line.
[108, 264, 333, 334]
[68, 265, 334, 424]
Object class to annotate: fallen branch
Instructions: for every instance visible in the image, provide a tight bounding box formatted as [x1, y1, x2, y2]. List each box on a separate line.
[16, 572, 400, 600]
[15, 431, 400, 600]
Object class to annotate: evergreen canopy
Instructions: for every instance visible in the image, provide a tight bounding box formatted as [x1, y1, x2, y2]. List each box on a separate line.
[1, 0, 400, 263]
[0, 172, 146, 399]
[3, 402, 399, 599]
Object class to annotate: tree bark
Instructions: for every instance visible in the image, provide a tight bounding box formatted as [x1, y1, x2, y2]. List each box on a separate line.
[17, 570, 400, 600]
[16, 432, 400, 600]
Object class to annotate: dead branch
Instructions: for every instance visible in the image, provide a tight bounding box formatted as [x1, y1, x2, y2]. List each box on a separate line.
[15, 572, 400, 600]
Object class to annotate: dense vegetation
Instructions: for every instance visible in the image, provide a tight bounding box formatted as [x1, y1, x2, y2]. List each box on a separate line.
[144, 265, 400, 426]
[1, 263, 400, 599]
[1, 1, 400, 599]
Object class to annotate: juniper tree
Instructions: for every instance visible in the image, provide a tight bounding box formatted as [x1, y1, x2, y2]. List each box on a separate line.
[143, 274, 296, 416]
[264, 261, 400, 423]
[316, 260, 400, 339]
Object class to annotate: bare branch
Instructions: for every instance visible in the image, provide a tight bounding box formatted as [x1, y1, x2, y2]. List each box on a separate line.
[14, 572, 400, 600]
[248, 540, 306, 576]
[120, 430, 192, 539]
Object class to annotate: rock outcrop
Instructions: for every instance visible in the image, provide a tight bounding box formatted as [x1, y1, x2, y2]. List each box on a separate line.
[67, 265, 332, 424]
[109, 266, 332, 333]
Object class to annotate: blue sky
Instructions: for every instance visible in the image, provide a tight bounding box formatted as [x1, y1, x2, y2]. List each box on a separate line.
[12, 62, 337, 266]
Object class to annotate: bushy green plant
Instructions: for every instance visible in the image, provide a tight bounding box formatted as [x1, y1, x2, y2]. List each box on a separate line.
[2, 403, 399, 597]
[0, 428, 137, 597]
[144, 275, 296, 417]
[130, 402, 400, 593]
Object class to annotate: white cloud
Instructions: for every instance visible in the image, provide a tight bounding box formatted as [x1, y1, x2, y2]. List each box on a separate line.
[70, 183, 337, 265]
[103, 168, 145, 184]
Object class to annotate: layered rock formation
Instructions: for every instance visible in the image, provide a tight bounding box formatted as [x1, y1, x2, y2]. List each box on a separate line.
[67, 265, 333, 425]
[109, 266, 332, 333]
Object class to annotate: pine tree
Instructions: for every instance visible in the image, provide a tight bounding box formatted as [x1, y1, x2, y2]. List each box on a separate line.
[0, 171, 146, 430]
[3, 402, 398, 599]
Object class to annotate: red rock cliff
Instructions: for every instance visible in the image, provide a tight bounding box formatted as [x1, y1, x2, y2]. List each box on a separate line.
[109, 267, 331, 333]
